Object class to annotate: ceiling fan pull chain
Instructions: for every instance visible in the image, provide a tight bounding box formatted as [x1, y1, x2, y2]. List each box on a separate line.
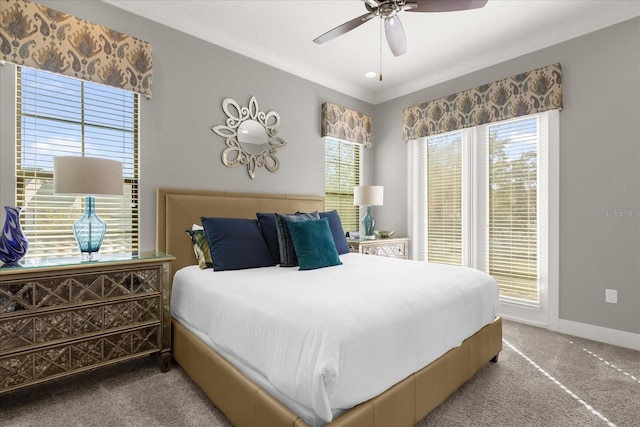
[379, 17, 383, 81]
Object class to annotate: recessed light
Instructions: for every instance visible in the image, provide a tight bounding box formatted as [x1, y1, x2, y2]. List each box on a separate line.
[364, 71, 377, 78]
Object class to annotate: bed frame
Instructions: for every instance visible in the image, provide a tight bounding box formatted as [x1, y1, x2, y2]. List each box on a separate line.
[156, 187, 502, 427]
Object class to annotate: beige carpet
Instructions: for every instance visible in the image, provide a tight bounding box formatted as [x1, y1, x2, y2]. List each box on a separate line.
[1, 320, 638, 427]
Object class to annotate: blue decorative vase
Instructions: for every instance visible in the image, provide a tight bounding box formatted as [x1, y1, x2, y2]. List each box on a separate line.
[0, 206, 29, 265]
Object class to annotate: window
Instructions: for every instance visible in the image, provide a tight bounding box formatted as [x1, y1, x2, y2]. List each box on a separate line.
[425, 132, 463, 266]
[16, 67, 138, 259]
[487, 119, 538, 302]
[324, 137, 361, 232]
[410, 111, 558, 324]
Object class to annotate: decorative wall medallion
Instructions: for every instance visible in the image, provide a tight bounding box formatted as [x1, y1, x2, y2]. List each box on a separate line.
[212, 96, 286, 179]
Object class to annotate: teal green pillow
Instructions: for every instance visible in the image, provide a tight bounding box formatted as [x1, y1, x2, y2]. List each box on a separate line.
[285, 218, 342, 271]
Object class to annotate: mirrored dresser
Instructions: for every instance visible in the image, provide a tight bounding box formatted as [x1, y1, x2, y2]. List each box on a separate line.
[0, 252, 174, 394]
[347, 237, 410, 259]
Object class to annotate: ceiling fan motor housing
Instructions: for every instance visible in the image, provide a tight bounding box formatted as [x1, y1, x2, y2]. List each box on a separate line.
[365, 0, 404, 18]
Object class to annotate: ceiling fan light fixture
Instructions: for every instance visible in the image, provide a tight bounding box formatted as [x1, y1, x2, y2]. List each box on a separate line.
[313, 0, 489, 63]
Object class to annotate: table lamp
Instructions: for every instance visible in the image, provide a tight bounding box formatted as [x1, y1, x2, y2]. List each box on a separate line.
[54, 156, 123, 260]
[354, 185, 384, 240]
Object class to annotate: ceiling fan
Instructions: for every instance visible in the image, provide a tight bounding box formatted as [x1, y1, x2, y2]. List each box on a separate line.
[313, 0, 488, 57]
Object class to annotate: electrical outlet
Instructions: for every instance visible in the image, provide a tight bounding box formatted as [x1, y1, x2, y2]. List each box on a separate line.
[605, 289, 618, 304]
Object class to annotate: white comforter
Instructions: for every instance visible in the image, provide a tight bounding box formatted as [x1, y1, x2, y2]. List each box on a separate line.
[171, 253, 498, 425]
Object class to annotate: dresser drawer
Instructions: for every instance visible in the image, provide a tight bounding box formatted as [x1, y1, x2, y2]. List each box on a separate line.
[0, 324, 160, 392]
[0, 296, 160, 354]
[0, 268, 160, 314]
[361, 243, 406, 258]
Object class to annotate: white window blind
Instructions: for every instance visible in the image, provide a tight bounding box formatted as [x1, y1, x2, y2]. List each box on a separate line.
[16, 67, 139, 259]
[325, 137, 360, 232]
[426, 132, 463, 266]
[487, 117, 538, 302]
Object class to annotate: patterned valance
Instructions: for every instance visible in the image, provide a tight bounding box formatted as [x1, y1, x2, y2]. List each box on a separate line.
[0, 0, 152, 96]
[321, 102, 372, 147]
[403, 63, 562, 141]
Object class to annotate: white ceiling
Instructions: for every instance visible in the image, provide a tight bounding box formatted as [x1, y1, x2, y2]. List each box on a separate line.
[101, 0, 640, 104]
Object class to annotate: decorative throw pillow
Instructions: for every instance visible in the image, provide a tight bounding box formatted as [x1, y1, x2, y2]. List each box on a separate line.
[274, 211, 319, 267]
[285, 218, 342, 270]
[185, 225, 213, 269]
[256, 213, 280, 265]
[318, 210, 350, 255]
[201, 217, 275, 271]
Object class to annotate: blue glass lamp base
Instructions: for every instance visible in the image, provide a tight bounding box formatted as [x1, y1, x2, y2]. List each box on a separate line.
[73, 195, 106, 261]
[361, 206, 376, 240]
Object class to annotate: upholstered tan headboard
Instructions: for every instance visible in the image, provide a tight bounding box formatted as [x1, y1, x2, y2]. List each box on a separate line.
[155, 188, 325, 273]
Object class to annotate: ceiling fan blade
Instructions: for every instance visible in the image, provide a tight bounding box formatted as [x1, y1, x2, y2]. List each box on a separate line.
[384, 15, 407, 57]
[406, 0, 488, 13]
[313, 12, 376, 44]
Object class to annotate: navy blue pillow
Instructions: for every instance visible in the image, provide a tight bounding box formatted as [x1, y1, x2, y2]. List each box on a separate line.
[257, 213, 280, 264]
[286, 218, 342, 271]
[275, 211, 319, 267]
[201, 217, 275, 271]
[319, 210, 349, 255]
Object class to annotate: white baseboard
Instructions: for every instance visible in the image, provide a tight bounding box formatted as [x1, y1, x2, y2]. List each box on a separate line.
[499, 307, 640, 351]
[556, 319, 640, 351]
[498, 312, 548, 329]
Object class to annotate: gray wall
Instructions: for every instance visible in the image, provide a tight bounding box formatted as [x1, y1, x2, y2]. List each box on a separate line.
[373, 17, 640, 335]
[1, 2, 637, 337]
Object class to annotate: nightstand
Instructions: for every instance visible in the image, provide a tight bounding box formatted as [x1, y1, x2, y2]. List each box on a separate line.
[347, 237, 410, 259]
[0, 252, 174, 394]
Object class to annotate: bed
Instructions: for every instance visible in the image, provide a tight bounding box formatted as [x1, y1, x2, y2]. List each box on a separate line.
[156, 188, 502, 427]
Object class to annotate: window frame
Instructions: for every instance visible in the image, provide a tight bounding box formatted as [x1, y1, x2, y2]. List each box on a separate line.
[408, 111, 559, 327]
[13, 66, 139, 260]
[324, 137, 362, 233]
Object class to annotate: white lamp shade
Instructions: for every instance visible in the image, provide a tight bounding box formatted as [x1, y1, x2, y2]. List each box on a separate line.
[354, 185, 384, 206]
[54, 156, 123, 196]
